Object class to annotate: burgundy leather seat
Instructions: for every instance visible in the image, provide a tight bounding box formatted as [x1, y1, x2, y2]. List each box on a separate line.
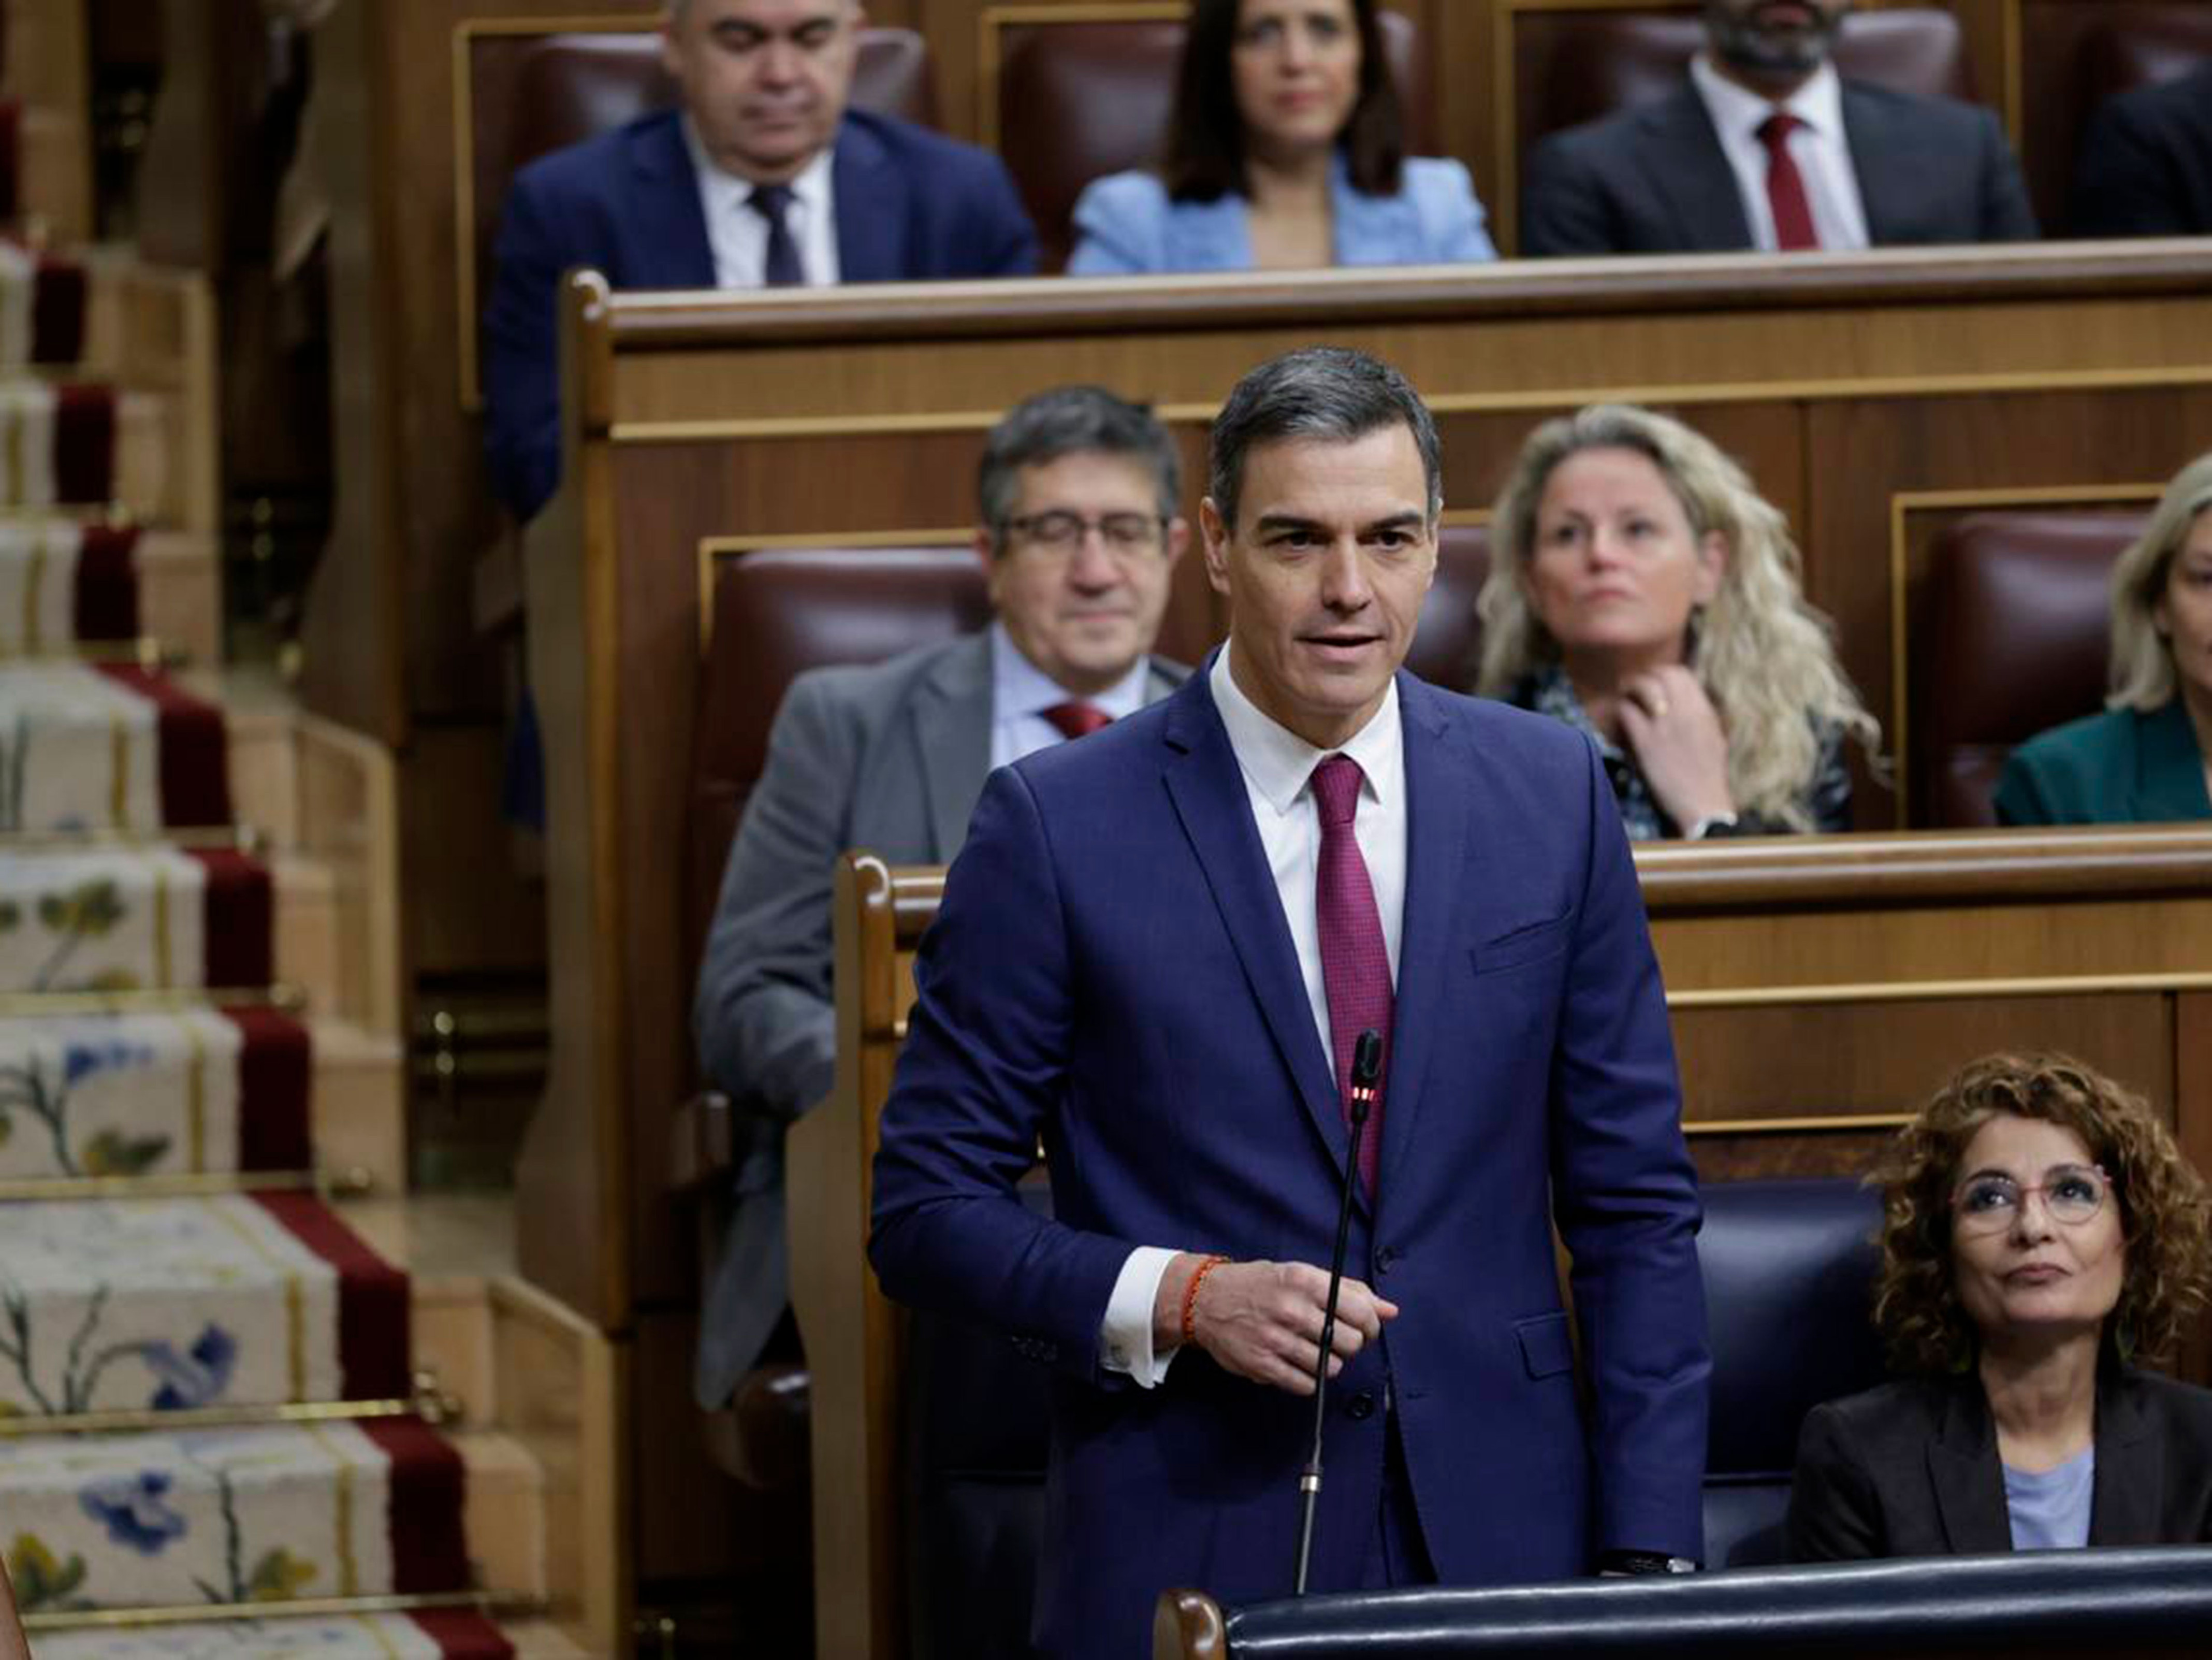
[1408, 523, 1491, 691]
[2083, 5, 2212, 108]
[1518, 8, 1972, 199]
[996, 12, 1430, 272]
[1913, 512, 2141, 829]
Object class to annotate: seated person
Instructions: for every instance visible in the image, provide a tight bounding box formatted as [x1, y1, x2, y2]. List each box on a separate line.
[2070, 63, 2212, 238]
[1522, 0, 2037, 256]
[483, 0, 1038, 518]
[1996, 453, 2212, 826]
[1789, 1052, 2212, 1558]
[1475, 403, 1877, 839]
[1066, 0, 1496, 274]
[689, 385, 1189, 1409]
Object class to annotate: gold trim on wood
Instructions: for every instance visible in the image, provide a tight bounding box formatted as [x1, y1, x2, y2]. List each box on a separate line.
[1669, 970, 2212, 1012]
[0, 1166, 374, 1203]
[0, 824, 263, 853]
[694, 527, 973, 654]
[0, 1396, 418, 1439]
[450, 13, 663, 413]
[0, 984, 307, 1017]
[22, 1591, 551, 1634]
[1885, 482, 2162, 826]
[1684, 1112, 1911, 1137]
[976, 2, 1190, 152]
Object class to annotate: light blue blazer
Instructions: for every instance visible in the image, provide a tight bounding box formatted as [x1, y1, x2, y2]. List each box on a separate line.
[1066, 152, 1497, 275]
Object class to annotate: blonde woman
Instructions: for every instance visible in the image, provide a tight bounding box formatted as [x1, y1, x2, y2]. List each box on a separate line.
[1995, 453, 2212, 825]
[1477, 403, 1878, 839]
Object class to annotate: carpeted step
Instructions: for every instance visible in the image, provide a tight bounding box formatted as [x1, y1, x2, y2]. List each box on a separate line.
[0, 846, 269, 993]
[0, 1417, 470, 1612]
[0, 660, 230, 832]
[0, 521, 140, 652]
[0, 378, 109, 506]
[0, 1191, 408, 1413]
[0, 1006, 309, 1179]
[30, 1609, 517, 1658]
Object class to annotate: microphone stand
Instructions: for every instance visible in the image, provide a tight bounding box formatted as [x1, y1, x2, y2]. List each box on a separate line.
[1293, 1028, 1382, 1597]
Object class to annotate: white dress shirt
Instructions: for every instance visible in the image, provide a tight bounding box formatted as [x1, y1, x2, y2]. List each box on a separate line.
[1688, 54, 1870, 253]
[988, 623, 1155, 770]
[1098, 643, 1408, 1384]
[681, 116, 841, 288]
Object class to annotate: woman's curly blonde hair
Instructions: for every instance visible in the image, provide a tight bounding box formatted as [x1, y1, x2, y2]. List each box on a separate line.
[1476, 404, 1881, 830]
[1872, 1052, 2212, 1375]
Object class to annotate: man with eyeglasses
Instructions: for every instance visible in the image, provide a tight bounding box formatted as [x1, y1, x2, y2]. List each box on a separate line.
[690, 384, 1188, 1410]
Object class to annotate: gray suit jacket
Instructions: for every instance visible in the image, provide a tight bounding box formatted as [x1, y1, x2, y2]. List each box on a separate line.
[690, 630, 1187, 1405]
[1521, 80, 2039, 256]
[1787, 1366, 2212, 1560]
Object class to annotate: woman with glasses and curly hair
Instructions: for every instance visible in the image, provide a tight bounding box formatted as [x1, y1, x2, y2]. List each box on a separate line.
[1476, 404, 1879, 840]
[1788, 1053, 2212, 1559]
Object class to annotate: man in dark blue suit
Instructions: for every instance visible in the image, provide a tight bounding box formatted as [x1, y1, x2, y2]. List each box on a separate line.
[483, 0, 1038, 518]
[871, 349, 1711, 1657]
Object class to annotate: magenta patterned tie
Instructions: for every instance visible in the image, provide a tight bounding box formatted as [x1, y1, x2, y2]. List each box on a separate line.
[1311, 754, 1390, 1193]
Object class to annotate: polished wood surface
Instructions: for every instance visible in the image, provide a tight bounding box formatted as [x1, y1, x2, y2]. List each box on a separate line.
[803, 830, 2212, 1659]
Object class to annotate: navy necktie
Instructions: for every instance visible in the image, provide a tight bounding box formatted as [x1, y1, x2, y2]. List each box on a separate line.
[749, 184, 805, 287]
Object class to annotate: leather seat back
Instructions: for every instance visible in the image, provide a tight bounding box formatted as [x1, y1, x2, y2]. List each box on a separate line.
[1914, 512, 2138, 828]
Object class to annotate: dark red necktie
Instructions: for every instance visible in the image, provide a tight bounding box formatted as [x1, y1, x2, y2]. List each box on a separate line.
[1311, 755, 1390, 1193]
[1041, 701, 1112, 741]
[749, 184, 805, 286]
[1756, 112, 1820, 252]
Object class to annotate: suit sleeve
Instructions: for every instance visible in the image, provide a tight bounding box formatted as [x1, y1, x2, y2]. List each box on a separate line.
[2069, 99, 2188, 238]
[1786, 1401, 1886, 1560]
[1519, 133, 1619, 257]
[869, 763, 1140, 1384]
[1973, 109, 2041, 242]
[1421, 159, 1500, 263]
[955, 150, 1040, 276]
[1065, 175, 1159, 276]
[481, 172, 569, 521]
[692, 674, 850, 1120]
[1991, 744, 2057, 827]
[1549, 735, 1712, 1560]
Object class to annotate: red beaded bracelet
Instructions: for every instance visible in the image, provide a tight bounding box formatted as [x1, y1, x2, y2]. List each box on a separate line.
[1181, 1254, 1232, 1346]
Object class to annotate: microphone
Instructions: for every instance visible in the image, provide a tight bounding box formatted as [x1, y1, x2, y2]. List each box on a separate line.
[1293, 1027, 1384, 1596]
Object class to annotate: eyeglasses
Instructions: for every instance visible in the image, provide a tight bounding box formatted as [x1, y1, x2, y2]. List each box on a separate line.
[1950, 1163, 2112, 1236]
[1001, 511, 1168, 560]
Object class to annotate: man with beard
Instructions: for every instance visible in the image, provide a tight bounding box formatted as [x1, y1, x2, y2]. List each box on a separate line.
[1520, 0, 2036, 256]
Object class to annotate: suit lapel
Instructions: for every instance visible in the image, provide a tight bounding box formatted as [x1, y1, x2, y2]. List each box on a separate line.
[1927, 1381, 2013, 1552]
[1839, 84, 1913, 243]
[1372, 675, 1469, 1193]
[627, 113, 717, 288]
[2090, 1369, 2162, 1546]
[912, 635, 995, 860]
[1160, 675, 1350, 1186]
[1639, 89, 1753, 250]
[832, 116, 903, 282]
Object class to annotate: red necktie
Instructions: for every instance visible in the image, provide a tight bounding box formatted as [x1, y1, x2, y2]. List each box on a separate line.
[1311, 755, 1390, 1193]
[1041, 701, 1112, 741]
[1756, 112, 1820, 252]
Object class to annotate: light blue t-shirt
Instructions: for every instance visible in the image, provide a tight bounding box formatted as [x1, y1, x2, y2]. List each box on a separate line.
[2003, 1444, 2096, 1550]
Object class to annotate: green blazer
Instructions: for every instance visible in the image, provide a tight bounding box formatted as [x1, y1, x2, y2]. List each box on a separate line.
[1994, 699, 2211, 826]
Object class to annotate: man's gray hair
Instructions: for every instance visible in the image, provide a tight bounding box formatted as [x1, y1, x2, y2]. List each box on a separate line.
[1207, 347, 1442, 533]
[978, 386, 1182, 542]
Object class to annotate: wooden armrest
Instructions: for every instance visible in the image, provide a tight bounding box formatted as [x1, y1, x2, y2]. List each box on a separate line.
[670, 1090, 734, 1191]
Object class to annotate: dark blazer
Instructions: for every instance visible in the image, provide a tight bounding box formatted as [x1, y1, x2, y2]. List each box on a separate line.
[1788, 1368, 2212, 1559]
[482, 108, 1038, 517]
[1993, 699, 2211, 827]
[689, 632, 1185, 1407]
[870, 665, 1710, 1659]
[1522, 80, 2040, 256]
[2070, 64, 2212, 238]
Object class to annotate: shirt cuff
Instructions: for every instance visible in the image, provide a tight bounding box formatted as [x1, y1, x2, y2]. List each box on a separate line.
[1099, 1246, 1182, 1387]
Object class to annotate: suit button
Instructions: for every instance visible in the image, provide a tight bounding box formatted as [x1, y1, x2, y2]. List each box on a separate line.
[1345, 1392, 1376, 1421]
[1375, 1247, 1399, 1275]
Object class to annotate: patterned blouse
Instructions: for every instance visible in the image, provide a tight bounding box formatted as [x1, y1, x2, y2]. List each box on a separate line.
[1507, 665, 1852, 840]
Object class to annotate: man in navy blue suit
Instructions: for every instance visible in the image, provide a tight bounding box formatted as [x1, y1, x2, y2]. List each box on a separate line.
[871, 348, 1711, 1657]
[483, 0, 1038, 518]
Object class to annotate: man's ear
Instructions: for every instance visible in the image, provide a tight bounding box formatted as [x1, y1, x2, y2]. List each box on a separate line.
[1163, 516, 1192, 568]
[976, 527, 1006, 604]
[1199, 499, 1232, 596]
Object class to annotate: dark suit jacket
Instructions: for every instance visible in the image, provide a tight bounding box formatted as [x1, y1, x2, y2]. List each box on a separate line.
[1993, 699, 2212, 827]
[870, 665, 1710, 1659]
[1522, 80, 2039, 256]
[2070, 64, 2212, 238]
[689, 632, 1184, 1407]
[482, 108, 1038, 517]
[1788, 1367, 2212, 1559]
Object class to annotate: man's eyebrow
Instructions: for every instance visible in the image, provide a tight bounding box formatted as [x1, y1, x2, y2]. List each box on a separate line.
[1363, 511, 1428, 535]
[1247, 509, 1428, 536]
[1249, 512, 1327, 536]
